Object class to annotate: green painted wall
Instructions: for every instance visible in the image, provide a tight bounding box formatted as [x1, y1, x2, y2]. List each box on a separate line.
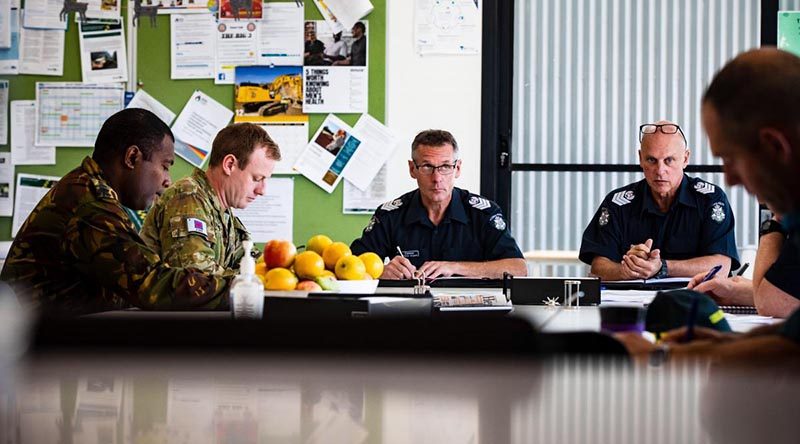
[0, 0, 385, 247]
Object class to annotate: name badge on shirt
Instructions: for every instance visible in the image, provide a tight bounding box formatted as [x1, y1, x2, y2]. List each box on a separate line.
[186, 217, 208, 236]
[402, 250, 420, 258]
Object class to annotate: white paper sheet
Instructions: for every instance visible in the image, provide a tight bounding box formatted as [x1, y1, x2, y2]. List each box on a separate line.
[343, 165, 387, 214]
[19, 25, 64, 75]
[85, 0, 120, 19]
[21, 0, 67, 30]
[232, 177, 293, 243]
[322, 0, 373, 30]
[0, 8, 19, 74]
[293, 114, 361, 193]
[166, 379, 215, 444]
[302, 20, 368, 114]
[171, 90, 233, 154]
[0, 80, 6, 144]
[340, 113, 398, 191]
[11, 100, 55, 165]
[13, 173, 59, 236]
[312, 0, 344, 34]
[415, 0, 480, 55]
[215, 20, 258, 84]
[0, 0, 11, 48]
[259, 121, 307, 175]
[173, 136, 208, 169]
[126, 89, 176, 125]
[303, 66, 367, 113]
[0, 153, 14, 216]
[35, 82, 125, 147]
[170, 13, 215, 79]
[258, 2, 303, 66]
[78, 18, 128, 83]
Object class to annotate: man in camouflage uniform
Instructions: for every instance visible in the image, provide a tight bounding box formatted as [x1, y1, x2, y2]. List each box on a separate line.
[0, 109, 230, 316]
[141, 123, 280, 277]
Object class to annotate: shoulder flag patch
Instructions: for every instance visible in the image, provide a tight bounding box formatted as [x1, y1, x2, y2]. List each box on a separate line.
[468, 195, 491, 211]
[611, 190, 634, 206]
[380, 198, 403, 212]
[694, 181, 716, 195]
[186, 218, 208, 236]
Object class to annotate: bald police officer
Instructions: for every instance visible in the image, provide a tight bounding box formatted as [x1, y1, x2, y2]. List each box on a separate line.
[350, 129, 527, 280]
[0, 109, 229, 316]
[579, 120, 739, 281]
[142, 123, 280, 277]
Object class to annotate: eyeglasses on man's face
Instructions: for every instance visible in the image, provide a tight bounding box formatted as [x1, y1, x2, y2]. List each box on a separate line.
[413, 161, 458, 175]
[639, 123, 687, 146]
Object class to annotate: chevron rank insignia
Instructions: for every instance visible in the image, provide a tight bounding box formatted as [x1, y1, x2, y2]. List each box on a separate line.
[365, 215, 378, 232]
[380, 198, 403, 211]
[711, 202, 725, 223]
[469, 196, 491, 210]
[490, 214, 506, 230]
[599, 207, 610, 226]
[611, 190, 634, 206]
[694, 181, 716, 195]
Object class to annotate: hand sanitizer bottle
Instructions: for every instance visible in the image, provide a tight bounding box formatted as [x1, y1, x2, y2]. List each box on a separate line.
[230, 240, 264, 319]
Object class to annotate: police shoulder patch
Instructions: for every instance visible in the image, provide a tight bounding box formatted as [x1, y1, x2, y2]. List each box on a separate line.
[380, 198, 403, 212]
[468, 195, 492, 211]
[364, 215, 378, 232]
[489, 213, 506, 231]
[710, 202, 726, 223]
[599, 207, 610, 226]
[694, 180, 716, 195]
[611, 190, 634, 206]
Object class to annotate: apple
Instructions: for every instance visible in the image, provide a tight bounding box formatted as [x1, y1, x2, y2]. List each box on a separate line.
[296, 280, 323, 292]
[263, 239, 297, 269]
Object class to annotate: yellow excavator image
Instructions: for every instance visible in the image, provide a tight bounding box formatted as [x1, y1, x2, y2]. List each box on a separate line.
[235, 74, 303, 117]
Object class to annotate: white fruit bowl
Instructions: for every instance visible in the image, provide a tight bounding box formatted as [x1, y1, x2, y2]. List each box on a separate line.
[335, 279, 379, 294]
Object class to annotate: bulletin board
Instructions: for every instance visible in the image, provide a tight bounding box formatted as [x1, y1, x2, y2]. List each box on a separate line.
[0, 0, 386, 246]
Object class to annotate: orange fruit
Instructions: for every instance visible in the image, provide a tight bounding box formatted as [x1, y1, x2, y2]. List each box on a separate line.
[322, 241, 352, 270]
[335, 255, 366, 280]
[307, 234, 333, 256]
[358, 252, 384, 279]
[255, 262, 267, 276]
[264, 267, 298, 290]
[294, 251, 325, 279]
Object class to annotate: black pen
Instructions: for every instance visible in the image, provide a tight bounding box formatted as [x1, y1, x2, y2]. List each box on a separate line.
[736, 263, 750, 277]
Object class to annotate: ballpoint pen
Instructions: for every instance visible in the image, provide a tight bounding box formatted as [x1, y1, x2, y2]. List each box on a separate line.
[700, 264, 723, 284]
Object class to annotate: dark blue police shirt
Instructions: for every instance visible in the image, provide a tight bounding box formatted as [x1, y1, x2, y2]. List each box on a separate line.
[350, 187, 524, 268]
[579, 175, 740, 269]
[765, 233, 800, 299]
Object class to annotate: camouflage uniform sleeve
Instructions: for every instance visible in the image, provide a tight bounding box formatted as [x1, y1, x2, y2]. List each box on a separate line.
[151, 191, 227, 275]
[65, 199, 230, 310]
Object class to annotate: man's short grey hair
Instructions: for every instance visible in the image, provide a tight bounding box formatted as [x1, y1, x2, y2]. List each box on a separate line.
[411, 129, 459, 159]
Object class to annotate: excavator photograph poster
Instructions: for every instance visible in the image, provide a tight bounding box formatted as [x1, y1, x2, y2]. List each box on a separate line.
[233, 65, 306, 123]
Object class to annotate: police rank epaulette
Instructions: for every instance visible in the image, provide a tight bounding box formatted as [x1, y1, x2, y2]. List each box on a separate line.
[468, 195, 491, 211]
[380, 198, 403, 211]
[693, 180, 716, 195]
[611, 190, 635, 206]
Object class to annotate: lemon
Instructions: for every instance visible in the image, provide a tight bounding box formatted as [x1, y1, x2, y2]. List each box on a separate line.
[307, 234, 333, 256]
[359, 252, 384, 279]
[335, 255, 367, 280]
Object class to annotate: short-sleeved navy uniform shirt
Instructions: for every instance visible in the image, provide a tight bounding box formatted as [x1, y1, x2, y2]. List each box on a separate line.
[350, 187, 524, 268]
[765, 233, 800, 299]
[579, 175, 740, 269]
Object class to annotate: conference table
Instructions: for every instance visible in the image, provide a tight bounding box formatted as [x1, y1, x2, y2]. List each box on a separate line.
[0, 280, 793, 444]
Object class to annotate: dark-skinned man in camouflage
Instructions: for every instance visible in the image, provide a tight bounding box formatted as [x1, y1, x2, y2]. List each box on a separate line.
[0, 108, 231, 316]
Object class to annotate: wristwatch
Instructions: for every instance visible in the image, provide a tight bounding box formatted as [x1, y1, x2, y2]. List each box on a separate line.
[653, 259, 668, 279]
[759, 219, 786, 237]
[649, 344, 671, 367]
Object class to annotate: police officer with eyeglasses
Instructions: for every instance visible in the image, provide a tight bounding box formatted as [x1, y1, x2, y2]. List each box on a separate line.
[350, 129, 527, 280]
[579, 120, 740, 281]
